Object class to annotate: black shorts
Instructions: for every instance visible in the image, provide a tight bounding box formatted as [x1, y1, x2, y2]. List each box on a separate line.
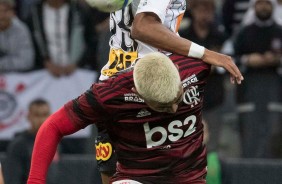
[95, 132, 117, 173]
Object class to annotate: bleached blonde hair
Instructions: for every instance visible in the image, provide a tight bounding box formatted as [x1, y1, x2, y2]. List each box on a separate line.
[133, 52, 181, 103]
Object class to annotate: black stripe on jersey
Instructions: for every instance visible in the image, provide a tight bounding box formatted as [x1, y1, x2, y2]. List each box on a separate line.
[100, 75, 132, 99]
[177, 59, 201, 66]
[128, 4, 134, 26]
[179, 63, 207, 73]
[170, 56, 189, 63]
[85, 89, 104, 111]
[177, 61, 202, 70]
[170, 54, 201, 62]
[95, 85, 103, 91]
[172, 57, 201, 67]
[97, 77, 129, 95]
[72, 99, 90, 125]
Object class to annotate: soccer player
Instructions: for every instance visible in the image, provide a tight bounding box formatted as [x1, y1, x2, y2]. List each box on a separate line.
[29, 0, 244, 183]
[28, 52, 242, 184]
[99, 0, 242, 84]
[95, 0, 243, 183]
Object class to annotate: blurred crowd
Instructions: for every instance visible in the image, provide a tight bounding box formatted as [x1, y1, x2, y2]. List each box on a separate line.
[0, 0, 281, 183]
[0, 0, 110, 74]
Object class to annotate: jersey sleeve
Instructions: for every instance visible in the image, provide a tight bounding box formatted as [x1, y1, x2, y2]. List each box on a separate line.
[64, 87, 109, 129]
[27, 107, 80, 184]
[136, 0, 171, 23]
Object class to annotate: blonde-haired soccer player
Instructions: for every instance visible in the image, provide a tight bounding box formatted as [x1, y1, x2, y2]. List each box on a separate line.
[28, 52, 242, 184]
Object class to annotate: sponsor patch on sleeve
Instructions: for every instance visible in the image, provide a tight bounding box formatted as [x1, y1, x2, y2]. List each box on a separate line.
[96, 142, 113, 161]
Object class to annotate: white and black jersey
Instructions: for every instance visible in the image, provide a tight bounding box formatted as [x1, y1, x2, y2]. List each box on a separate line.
[99, 0, 187, 81]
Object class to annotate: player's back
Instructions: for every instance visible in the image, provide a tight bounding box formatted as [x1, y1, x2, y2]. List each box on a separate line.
[94, 55, 211, 183]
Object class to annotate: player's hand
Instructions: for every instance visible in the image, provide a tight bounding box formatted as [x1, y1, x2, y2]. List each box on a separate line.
[202, 49, 244, 84]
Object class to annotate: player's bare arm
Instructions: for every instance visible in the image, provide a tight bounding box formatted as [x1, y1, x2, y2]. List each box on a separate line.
[132, 12, 244, 84]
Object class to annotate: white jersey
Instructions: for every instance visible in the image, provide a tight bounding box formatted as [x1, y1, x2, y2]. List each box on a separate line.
[99, 0, 186, 81]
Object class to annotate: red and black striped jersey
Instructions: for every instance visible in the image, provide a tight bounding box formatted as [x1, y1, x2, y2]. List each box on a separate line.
[64, 55, 211, 183]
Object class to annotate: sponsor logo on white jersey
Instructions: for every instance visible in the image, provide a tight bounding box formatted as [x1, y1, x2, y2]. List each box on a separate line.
[124, 93, 144, 103]
[137, 108, 151, 118]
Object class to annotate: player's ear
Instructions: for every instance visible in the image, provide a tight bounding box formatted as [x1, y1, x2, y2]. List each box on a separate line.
[131, 87, 138, 94]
